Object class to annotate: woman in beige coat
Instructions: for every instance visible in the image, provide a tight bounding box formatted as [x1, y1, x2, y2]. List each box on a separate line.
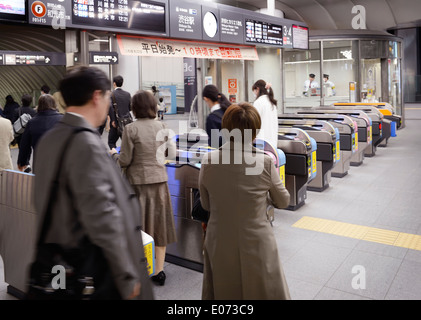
[199, 103, 291, 300]
[0, 116, 14, 170]
[110, 90, 177, 286]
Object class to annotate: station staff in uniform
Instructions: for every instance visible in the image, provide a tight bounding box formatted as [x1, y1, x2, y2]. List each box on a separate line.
[303, 73, 319, 96]
[323, 74, 336, 97]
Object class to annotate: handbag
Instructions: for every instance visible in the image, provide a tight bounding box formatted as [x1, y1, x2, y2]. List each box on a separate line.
[112, 93, 133, 137]
[26, 128, 120, 300]
[191, 189, 209, 223]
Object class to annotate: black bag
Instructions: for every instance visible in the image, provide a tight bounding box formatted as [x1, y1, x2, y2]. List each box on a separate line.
[191, 189, 209, 223]
[26, 128, 120, 300]
[112, 93, 133, 137]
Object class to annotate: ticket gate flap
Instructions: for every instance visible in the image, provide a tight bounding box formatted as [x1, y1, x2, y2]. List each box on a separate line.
[309, 137, 317, 180]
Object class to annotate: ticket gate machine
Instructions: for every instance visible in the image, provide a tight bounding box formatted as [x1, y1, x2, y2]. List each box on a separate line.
[277, 127, 317, 210]
[333, 102, 402, 131]
[278, 119, 340, 192]
[166, 134, 286, 271]
[306, 109, 372, 164]
[280, 114, 356, 178]
[331, 104, 394, 147]
[307, 108, 378, 158]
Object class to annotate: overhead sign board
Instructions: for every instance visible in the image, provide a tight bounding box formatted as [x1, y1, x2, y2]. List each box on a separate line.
[169, 0, 202, 40]
[292, 25, 309, 50]
[117, 35, 259, 60]
[219, 10, 244, 45]
[0, 51, 66, 66]
[27, 0, 308, 50]
[89, 51, 119, 65]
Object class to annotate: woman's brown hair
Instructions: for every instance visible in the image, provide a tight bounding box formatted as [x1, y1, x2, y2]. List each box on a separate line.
[131, 90, 157, 119]
[252, 79, 277, 109]
[37, 94, 57, 112]
[222, 102, 261, 142]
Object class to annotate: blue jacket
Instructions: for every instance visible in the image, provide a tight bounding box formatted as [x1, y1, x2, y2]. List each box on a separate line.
[18, 109, 63, 167]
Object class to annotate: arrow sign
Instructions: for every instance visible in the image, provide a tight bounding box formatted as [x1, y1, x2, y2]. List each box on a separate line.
[89, 51, 119, 65]
[45, 57, 51, 64]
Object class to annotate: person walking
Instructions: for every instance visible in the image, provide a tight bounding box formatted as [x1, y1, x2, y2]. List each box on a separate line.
[252, 79, 279, 149]
[17, 94, 63, 173]
[31, 66, 153, 300]
[199, 102, 291, 300]
[108, 75, 132, 149]
[110, 90, 177, 286]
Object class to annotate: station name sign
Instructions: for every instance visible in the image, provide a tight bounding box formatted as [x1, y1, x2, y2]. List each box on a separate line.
[27, 0, 308, 49]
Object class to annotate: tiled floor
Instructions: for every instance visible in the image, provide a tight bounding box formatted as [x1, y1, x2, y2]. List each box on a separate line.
[2, 105, 421, 300]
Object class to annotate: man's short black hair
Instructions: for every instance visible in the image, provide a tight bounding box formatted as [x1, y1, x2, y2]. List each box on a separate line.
[41, 84, 50, 94]
[21, 94, 32, 107]
[113, 75, 124, 87]
[309, 74, 316, 78]
[59, 66, 110, 107]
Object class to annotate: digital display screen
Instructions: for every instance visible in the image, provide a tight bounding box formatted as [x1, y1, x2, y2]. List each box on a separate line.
[245, 19, 283, 46]
[72, 0, 166, 34]
[0, 0, 26, 22]
[292, 25, 309, 50]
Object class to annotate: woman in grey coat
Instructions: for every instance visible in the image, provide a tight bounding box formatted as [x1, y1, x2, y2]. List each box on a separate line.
[199, 102, 291, 300]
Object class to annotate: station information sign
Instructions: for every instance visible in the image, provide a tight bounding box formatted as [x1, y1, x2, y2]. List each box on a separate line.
[73, 0, 166, 34]
[0, 51, 66, 66]
[292, 25, 309, 50]
[245, 19, 283, 46]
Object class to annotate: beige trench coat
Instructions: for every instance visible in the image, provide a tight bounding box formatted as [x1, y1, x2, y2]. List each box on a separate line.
[0, 117, 14, 170]
[199, 142, 291, 300]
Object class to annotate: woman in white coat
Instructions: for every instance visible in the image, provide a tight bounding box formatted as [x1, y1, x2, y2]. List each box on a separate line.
[252, 79, 278, 149]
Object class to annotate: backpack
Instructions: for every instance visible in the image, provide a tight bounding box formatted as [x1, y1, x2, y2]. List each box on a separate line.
[13, 110, 32, 137]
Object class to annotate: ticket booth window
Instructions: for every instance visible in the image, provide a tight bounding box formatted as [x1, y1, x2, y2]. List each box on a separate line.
[283, 41, 321, 112]
[322, 40, 358, 105]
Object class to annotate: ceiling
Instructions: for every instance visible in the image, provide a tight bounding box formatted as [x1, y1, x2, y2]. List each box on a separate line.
[217, 0, 421, 31]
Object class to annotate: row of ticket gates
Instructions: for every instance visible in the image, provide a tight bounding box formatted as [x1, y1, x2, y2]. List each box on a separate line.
[164, 102, 402, 272]
[0, 102, 402, 297]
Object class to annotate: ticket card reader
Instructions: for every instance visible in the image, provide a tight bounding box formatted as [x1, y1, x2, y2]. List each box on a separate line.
[277, 127, 317, 210]
[281, 113, 356, 178]
[278, 119, 339, 192]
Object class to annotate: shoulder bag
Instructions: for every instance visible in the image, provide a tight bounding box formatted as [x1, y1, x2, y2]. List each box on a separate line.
[26, 128, 120, 300]
[112, 93, 133, 137]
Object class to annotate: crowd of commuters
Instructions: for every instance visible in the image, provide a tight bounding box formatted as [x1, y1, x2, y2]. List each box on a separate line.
[1, 66, 290, 300]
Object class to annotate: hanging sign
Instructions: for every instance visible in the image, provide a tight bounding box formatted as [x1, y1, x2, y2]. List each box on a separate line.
[117, 35, 259, 60]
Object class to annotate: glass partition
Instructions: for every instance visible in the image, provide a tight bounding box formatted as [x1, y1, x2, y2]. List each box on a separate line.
[283, 41, 321, 112]
[322, 40, 358, 105]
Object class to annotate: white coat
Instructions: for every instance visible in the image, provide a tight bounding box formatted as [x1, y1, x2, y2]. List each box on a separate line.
[0, 117, 14, 170]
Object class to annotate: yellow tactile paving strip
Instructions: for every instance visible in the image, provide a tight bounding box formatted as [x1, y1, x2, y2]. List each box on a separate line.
[292, 216, 421, 251]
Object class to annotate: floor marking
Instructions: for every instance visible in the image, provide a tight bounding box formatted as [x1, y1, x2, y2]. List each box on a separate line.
[292, 216, 421, 251]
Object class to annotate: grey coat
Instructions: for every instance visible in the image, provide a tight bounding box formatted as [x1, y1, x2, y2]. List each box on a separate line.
[33, 113, 153, 300]
[199, 142, 291, 300]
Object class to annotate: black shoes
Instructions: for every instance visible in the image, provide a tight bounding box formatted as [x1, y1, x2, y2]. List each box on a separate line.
[151, 271, 166, 286]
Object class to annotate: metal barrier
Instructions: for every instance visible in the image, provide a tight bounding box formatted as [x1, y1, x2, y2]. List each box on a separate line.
[0, 170, 37, 299]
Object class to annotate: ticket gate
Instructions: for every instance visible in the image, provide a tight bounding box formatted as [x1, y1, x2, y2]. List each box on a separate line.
[309, 108, 379, 158]
[280, 114, 356, 178]
[333, 102, 402, 131]
[166, 134, 286, 271]
[278, 119, 340, 192]
[307, 109, 372, 164]
[277, 127, 317, 210]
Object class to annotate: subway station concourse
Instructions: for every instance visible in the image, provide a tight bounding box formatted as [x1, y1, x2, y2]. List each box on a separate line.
[1, 0, 421, 303]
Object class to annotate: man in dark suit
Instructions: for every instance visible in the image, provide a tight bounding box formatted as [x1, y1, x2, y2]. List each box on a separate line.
[32, 66, 153, 300]
[107, 75, 132, 149]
